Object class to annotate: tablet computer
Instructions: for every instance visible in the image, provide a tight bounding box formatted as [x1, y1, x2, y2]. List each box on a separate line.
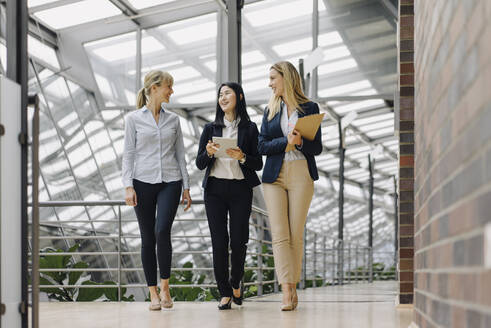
[212, 137, 237, 158]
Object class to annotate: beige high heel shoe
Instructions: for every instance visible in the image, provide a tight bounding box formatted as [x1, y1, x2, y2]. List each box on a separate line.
[149, 295, 161, 311]
[280, 292, 294, 311]
[292, 288, 298, 310]
[159, 290, 173, 309]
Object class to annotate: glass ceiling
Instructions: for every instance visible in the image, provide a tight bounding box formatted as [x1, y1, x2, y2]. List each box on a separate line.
[14, 0, 399, 289]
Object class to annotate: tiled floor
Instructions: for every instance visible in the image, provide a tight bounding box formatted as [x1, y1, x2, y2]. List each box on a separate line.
[37, 281, 413, 328]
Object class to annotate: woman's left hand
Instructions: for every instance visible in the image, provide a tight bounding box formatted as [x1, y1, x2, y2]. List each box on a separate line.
[226, 147, 245, 161]
[287, 129, 302, 145]
[181, 189, 192, 211]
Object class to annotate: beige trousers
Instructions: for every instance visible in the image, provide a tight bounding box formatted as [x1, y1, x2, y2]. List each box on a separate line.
[263, 160, 314, 284]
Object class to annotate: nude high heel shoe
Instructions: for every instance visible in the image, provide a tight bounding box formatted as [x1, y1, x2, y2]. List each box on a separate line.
[160, 290, 173, 309]
[149, 295, 161, 311]
[292, 288, 298, 310]
[280, 292, 294, 311]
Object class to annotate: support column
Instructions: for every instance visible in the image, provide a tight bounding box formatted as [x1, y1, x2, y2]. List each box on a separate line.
[338, 121, 345, 285]
[311, 0, 319, 98]
[368, 155, 374, 283]
[225, 0, 243, 83]
[6, 0, 28, 327]
[398, 0, 414, 305]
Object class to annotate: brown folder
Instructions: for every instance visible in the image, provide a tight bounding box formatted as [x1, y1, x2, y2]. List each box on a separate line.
[285, 113, 325, 152]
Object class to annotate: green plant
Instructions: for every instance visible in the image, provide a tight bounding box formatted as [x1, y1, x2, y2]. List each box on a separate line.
[243, 244, 275, 298]
[37, 243, 134, 302]
[345, 262, 396, 281]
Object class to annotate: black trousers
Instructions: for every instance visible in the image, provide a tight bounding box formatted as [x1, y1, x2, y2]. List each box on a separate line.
[204, 177, 253, 297]
[133, 179, 182, 286]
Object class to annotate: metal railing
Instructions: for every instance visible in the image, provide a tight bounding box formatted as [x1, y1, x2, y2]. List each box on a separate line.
[29, 200, 278, 296]
[29, 200, 394, 299]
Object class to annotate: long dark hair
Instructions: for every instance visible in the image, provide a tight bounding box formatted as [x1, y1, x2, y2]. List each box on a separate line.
[213, 82, 250, 127]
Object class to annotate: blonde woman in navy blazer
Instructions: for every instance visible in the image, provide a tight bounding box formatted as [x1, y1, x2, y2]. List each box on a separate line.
[258, 61, 322, 311]
[196, 82, 263, 310]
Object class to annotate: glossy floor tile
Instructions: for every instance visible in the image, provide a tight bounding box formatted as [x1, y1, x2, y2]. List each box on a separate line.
[36, 282, 413, 328]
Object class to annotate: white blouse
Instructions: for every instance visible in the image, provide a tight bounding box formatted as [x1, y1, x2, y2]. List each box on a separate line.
[280, 103, 306, 162]
[209, 118, 245, 180]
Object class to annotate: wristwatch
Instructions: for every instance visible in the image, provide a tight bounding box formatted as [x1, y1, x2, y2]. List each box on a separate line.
[239, 154, 246, 164]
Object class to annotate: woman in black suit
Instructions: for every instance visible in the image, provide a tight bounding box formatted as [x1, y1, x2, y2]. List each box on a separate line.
[196, 82, 263, 310]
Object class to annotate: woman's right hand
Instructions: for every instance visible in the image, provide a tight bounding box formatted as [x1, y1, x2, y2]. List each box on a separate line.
[206, 140, 219, 156]
[125, 187, 137, 206]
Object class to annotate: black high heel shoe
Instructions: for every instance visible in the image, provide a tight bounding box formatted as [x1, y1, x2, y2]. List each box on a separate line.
[232, 282, 244, 305]
[218, 297, 232, 310]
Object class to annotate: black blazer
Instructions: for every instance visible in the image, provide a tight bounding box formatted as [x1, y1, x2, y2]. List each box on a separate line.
[196, 120, 263, 189]
[258, 101, 322, 183]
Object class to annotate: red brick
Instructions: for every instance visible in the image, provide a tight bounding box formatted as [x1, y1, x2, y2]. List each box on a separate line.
[400, 97, 414, 109]
[400, 225, 414, 236]
[400, 155, 414, 167]
[400, 282, 414, 293]
[401, 25, 414, 39]
[400, 63, 414, 74]
[400, 259, 414, 270]
[400, 16, 414, 27]
[400, 271, 414, 282]
[400, 74, 414, 85]
[400, 248, 414, 258]
[400, 179, 414, 190]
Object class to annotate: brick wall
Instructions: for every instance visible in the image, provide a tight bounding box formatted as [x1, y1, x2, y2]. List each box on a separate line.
[399, 0, 415, 305]
[413, 0, 491, 327]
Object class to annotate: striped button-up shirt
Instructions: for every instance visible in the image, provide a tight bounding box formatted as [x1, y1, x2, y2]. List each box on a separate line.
[122, 105, 190, 189]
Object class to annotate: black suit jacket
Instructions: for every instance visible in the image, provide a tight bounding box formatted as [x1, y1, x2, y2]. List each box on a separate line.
[258, 101, 322, 183]
[196, 120, 263, 189]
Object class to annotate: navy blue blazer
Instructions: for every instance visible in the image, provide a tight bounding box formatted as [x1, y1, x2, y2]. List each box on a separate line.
[196, 120, 263, 189]
[258, 101, 322, 183]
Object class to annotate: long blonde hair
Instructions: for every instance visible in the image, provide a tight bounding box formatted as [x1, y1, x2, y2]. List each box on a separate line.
[136, 70, 174, 109]
[267, 61, 310, 121]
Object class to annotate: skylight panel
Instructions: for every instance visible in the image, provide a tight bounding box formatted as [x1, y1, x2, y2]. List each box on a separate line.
[127, 0, 174, 9]
[91, 36, 161, 62]
[333, 99, 385, 114]
[317, 58, 357, 76]
[33, 0, 122, 30]
[176, 90, 215, 104]
[43, 76, 69, 99]
[167, 21, 217, 45]
[318, 80, 372, 97]
[125, 90, 135, 104]
[28, 36, 59, 69]
[243, 78, 268, 93]
[318, 31, 343, 47]
[141, 36, 165, 53]
[345, 20, 393, 39]
[324, 45, 351, 61]
[353, 113, 394, 126]
[203, 60, 217, 73]
[243, 64, 270, 80]
[273, 37, 312, 57]
[366, 126, 394, 138]
[94, 74, 113, 98]
[130, 60, 184, 75]
[173, 79, 215, 97]
[242, 50, 266, 66]
[245, 0, 326, 27]
[167, 67, 201, 80]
